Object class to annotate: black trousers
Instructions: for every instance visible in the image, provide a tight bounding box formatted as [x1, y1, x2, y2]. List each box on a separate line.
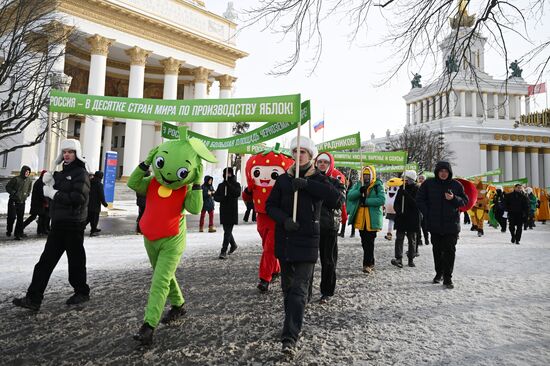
[430, 233, 457, 281]
[359, 230, 377, 266]
[7, 199, 25, 236]
[137, 205, 145, 233]
[23, 213, 50, 234]
[26, 222, 89, 304]
[280, 260, 315, 344]
[87, 210, 100, 232]
[395, 230, 416, 260]
[243, 206, 256, 222]
[319, 229, 338, 297]
[221, 223, 236, 253]
[509, 213, 523, 242]
[495, 210, 507, 231]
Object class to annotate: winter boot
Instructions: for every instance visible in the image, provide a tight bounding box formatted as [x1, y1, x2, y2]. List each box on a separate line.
[199, 226, 204, 233]
[257, 280, 269, 292]
[219, 251, 227, 260]
[408, 258, 415, 267]
[282, 340, 296, 355]
[477, 230, 483, 237]
[443, 279, 454, 289]
[470, 225, 478, 231]
[384, 232, 392, 241]
[133, 323, 154, 346]
[208, 226, 216, 233]
[13, 297, 40, 311]
[161, 304, 187, 324]
[66, 293, 90, 305]
[229, 243, 238, 254]
[391, 258, 403, 268]
[432, 274, 442, 284]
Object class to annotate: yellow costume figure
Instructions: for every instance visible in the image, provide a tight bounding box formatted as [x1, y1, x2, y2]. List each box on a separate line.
[470, 180, 489, 236]
[535, 188, 550, 222]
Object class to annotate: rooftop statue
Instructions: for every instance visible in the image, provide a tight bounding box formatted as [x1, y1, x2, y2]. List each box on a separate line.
[509, 60, 523, 78]
[411, 73, 422, 89]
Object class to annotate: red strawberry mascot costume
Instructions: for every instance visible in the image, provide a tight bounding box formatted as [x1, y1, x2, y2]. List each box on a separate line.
[243, 144, 294, 292]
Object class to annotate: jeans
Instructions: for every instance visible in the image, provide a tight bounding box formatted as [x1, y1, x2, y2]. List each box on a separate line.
[200, 209, 214, 228]
[359, 230, 377, 266]
[395, 230, 416, 260]
[430, 233, 458, 282]
[319, 229, 338, 296]
[280, 260, 315, 344]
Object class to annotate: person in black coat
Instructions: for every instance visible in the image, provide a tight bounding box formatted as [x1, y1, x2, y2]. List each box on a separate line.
[87, 171, 108, 237]
[266, 136, 340, 354]
[416, 161, 468, 289]
[200, 175, 216, 232]
[493, 188, 507, 232]
[22, 170, 50, 235]
[504, 184, 529, 244]
[13, 139, 91, 311]
[214, 167, 241, 259]
[391, 170, 421, 268]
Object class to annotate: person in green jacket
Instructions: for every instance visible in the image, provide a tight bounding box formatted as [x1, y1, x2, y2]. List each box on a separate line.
[525, 187, 539, 230]
[346, 166, 385, 273]
[5, 165, 32, 240]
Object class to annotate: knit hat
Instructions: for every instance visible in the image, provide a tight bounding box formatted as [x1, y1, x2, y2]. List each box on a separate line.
[403, 170, 417, 181]
[54, 139, 87, 166]
[316, 153, 331, 162]
[290, 136, 318, 159]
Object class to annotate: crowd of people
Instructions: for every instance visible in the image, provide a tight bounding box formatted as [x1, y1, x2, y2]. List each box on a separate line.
[7, 135, 549, 355]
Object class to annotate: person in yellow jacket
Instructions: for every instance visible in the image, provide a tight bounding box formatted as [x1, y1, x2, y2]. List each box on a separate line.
[346, 166, 385, 273]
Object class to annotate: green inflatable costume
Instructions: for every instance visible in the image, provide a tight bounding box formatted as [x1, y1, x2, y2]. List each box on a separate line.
[127, 126, 217, 346]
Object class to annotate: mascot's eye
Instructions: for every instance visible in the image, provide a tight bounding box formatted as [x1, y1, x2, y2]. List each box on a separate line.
[271, 172, 279, 180]
[154, 156, 165, 169]
[176, 167, 189, 179]
[253, 169, 261, 178]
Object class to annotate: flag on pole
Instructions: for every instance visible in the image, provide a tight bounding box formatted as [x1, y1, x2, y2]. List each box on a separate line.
[313, 120, 324, 132]
[528, 82, 546, 96]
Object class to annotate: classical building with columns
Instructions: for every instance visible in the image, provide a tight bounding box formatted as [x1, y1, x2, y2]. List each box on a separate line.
[0, 0, 246, 179]
[373, 5, 550, 188]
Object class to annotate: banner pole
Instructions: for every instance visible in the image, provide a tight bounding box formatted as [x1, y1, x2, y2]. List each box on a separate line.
[225, 152, 231, 196]
[292, 121, 302, 222]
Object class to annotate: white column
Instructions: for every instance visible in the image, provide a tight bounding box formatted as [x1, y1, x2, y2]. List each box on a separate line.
[471, 91, 477, 117]
[435, 95, 441, 119]
[160, 57, 182, 142]
[460, 91, 466, 117]
[544, 148, 550, 188]
[517, 147, 526, 178]
[480, 144, 487, 173]
[482, 92, 488, 119]
[525, 96, 530, 114]
[122, 46, 150, 178]
[504, 96, 510, 120]
[490, 145, 500, 182]
[192, 67, 211, 135]
[431, 96, 436, 120]
[424, 99, 429, 122]
[406, 104, 411, 125]
[493, 93, 499, 119]
[449, 91, 456, 117]
[416, 101, 422, 123]
[82, 34, 113, 171]
[504, 146, 513, 181]
[410, 103, 416, 125]
[215, 75, 236, 170]
[102, 119, 113, 158]
[515, 95, 521, 119]
[154, 123, 162, 146]
[530, 147, 540, 187]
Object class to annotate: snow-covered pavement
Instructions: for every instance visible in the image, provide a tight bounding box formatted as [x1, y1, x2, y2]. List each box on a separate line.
[1, 221, 549, 365]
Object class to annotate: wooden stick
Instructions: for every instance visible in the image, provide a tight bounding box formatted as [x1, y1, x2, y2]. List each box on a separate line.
[292, 122, 302, 222]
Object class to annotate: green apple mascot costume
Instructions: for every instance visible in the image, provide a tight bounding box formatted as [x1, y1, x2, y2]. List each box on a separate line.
[127, 126, 217, 346]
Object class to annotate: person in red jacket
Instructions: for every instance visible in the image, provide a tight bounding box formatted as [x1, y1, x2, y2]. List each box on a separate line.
[243, 144, 294, 292]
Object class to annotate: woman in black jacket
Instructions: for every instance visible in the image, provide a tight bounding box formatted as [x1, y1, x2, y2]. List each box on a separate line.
[22, 170, 50, 235]
[87, 171, 108, 236]
[200, 175, 216, 232]
[214, 167, 241, 258]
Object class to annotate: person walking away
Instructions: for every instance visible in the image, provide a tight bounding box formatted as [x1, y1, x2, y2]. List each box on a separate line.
[493, 188, 507, 232]
[87, 171, 108, 236]
[12, 139, 91, 310]
[346, 166, 385, 274]
[200, 175, 216, 232]
[505, 184, 529, 244]
[266, 136, 340, 354]
[22, 170, 50, 235]
[6, 165, 32, 240]
[314, 152, 346, 304]
[416, 174, 431, 245]
[242, 187, 257, 223]
[416, 161, 468, 289]
[391, 170, 421, 268]
[214, 167, 241, 259]
[525, 187, 538, 230]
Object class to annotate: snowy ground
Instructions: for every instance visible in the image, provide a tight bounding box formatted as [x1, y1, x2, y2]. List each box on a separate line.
[0, 217, 549, 365]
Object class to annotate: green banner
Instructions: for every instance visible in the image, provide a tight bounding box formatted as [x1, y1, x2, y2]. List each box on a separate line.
[465, 168, 502, 179]
[422, 172, 435, 178]
[317, 133, 361, 152]
[332, 151, 407, 165]
[375, 163, 419, 173]
[49, 90, 301, 123]
[495, 178, 528, 187]
[301, 100, 311, 123]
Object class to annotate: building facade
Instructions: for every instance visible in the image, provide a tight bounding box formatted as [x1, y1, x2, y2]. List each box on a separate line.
[1, 0, 247, 179]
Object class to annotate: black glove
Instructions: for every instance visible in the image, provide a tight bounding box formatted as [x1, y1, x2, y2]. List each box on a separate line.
[360, 186, 367, 194]
[292, 178, 308, 191]
[284, 217, 300, 232]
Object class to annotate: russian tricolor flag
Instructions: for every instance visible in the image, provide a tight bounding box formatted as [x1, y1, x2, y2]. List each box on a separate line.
[313, 120, 324, 132]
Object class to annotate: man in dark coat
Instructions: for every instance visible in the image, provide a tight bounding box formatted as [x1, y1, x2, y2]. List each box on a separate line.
[22, 170, 50, 235]
[416, 161, 468, 289]
[391, 170, 421, 268]
[200, 175, 216, 232]
[87, 171, 108, 236]
[266, 136, 340, 354]
[504, 184, 529, 244]
[6, 165, 32, 240]
[493, 188, 507, 232]
[214, 167, 241, 259]
[13, 139, 91, 311]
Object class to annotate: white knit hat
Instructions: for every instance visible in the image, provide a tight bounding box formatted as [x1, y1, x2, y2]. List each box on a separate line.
[403, 170, 417, 181]
[526, 187, 533, 194]
[290, 136, 318, 159]
[316, 153, 331, 162]
[54, 139, 87, 165]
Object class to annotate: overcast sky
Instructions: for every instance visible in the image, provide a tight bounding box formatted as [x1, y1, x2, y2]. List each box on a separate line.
[207, 0, 549, 144]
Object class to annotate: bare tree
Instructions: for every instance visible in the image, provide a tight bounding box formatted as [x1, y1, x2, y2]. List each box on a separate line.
[387, 125, 455, 173]
[243, 0, 549, 85]
[0, 0, 72, 155]
[230, 122, 251, 175]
